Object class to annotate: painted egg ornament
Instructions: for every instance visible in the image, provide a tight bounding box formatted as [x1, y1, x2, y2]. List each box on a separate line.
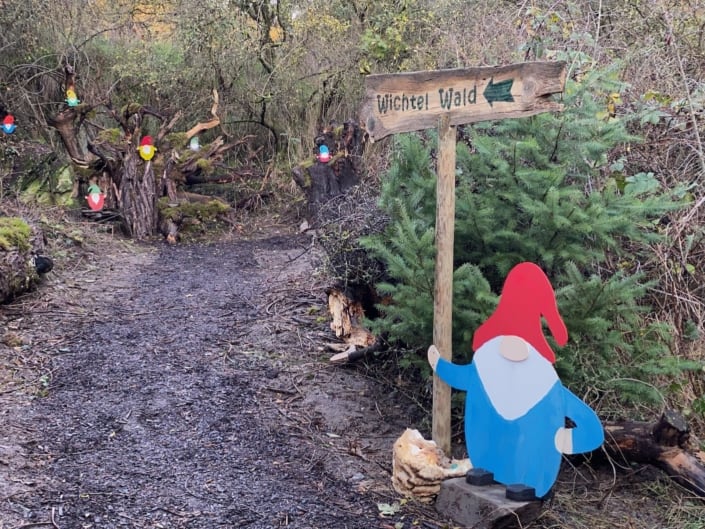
[66, 89, 80, 107]
[85, 183, 105, 211]
[189, 136, 200, 151]
[317, 145, 331, 163]
[138, 135, 156, 161]
[1, 114, 16, 134]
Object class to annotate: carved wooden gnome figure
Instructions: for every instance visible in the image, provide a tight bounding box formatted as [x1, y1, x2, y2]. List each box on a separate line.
[428, 262, 603, 500]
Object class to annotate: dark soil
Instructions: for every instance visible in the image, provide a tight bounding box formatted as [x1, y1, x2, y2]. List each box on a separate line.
[1, 216, 701, 529]
[0, 223, 440, 529]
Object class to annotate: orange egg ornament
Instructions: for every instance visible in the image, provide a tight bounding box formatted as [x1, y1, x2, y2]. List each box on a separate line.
[138, 135, 156, 161]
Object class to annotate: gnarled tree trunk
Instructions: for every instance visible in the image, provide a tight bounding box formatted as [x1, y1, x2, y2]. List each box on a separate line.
[119, 148, 158, 240]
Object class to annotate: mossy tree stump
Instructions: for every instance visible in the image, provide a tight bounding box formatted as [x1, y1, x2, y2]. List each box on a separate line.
[0, 217, 46, 304]
[292, 121, 365, 221]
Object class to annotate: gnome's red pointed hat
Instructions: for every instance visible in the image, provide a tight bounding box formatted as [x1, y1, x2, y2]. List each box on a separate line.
[140, 135, 153, 147]
[472, 262, 568, 363]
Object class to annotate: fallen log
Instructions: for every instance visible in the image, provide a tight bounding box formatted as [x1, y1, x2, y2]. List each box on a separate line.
[184, 168, 263, 186]
[603, 410, 705, 497]
[328, 340, 383, 364]
[156, 192, 231, 243]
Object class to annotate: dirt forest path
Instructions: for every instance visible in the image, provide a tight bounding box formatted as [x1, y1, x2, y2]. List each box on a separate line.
[0, 227, 440, 529]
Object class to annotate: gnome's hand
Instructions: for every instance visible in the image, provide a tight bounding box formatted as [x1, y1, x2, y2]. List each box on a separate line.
[427, 345, 440, 371]
[554, 427, 573, 454]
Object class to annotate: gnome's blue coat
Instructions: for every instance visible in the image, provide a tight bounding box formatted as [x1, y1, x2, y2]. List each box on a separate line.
[436, 357, 603, 498]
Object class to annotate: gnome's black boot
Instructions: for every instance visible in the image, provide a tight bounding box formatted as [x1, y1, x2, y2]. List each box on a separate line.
[505, 484, 537, 501]
[466, 468, 495, 486]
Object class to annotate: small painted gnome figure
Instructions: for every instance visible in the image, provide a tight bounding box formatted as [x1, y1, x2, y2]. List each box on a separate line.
[138, 135, 156, 161]
[65, 88, 80, 107]
[2, 114, 16, 134]
[428, 262, 604, 500]
[85, 181, 105, 211]
[317, 145, 331, 163]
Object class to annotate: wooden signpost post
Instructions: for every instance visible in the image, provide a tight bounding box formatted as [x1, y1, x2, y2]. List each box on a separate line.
[360, 61, 567, 456]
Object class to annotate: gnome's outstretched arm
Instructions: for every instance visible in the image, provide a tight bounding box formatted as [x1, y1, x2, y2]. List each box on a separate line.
[557, 386, 604, 454]
[428, 345, 475, 391]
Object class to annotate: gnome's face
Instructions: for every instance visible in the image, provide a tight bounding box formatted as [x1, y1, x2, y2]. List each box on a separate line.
[498, 335, 530, 362]
[474, 335, 558, 420]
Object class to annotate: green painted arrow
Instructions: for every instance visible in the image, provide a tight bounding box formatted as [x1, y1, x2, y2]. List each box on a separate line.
[483, 78, 514, 106]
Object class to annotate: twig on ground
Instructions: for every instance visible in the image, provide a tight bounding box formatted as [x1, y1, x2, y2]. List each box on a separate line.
[9, 520, 55, 529]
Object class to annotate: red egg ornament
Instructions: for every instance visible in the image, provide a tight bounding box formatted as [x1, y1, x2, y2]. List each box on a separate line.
[138, 136, 156, 161]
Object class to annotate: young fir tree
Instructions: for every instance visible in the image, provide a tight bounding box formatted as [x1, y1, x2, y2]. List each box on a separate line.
[362, 67, 697, 408]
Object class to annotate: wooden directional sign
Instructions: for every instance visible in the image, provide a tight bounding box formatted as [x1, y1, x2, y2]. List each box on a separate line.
[360, 61, 566, 142]
[358, 61, 567, 456]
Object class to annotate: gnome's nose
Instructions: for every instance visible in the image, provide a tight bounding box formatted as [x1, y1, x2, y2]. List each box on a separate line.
[499, 336, 529, 362]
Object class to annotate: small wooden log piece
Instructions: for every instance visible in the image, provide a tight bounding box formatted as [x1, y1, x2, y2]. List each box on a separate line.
[327, 287, 376, 349]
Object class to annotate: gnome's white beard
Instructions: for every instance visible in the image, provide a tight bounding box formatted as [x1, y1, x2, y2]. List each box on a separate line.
[474, 336, 559, 420]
